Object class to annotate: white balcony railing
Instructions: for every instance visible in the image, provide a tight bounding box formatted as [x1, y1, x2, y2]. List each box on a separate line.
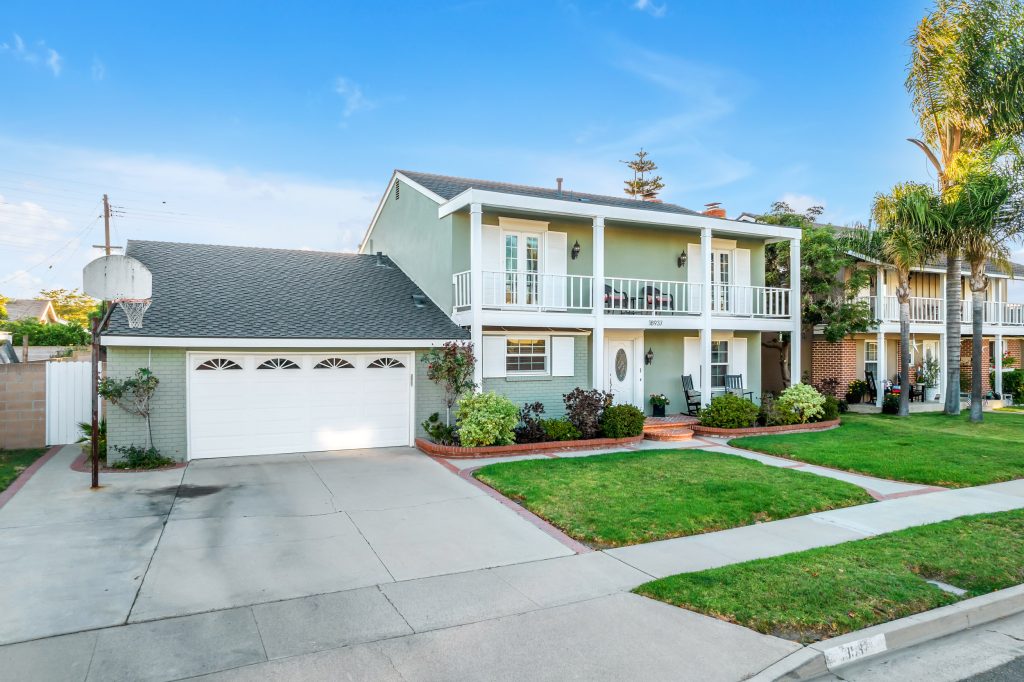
[710, 284, 791, 318]
[454, 271, 791, 319]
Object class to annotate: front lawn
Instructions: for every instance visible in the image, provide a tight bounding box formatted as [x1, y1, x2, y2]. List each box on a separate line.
[731, 412, 1024, 488]
[0, 448, 47, 493]
[472, 450, 872, 548]
[636, 510, 1024, 642]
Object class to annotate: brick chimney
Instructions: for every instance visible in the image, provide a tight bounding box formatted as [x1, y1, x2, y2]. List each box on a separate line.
[703, 202, 726, 219]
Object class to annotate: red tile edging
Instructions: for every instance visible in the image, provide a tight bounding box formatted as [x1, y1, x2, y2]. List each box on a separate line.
[691, 419, 841, 437]
[0, 444, 62, 511]
[415, 435, 644, 459]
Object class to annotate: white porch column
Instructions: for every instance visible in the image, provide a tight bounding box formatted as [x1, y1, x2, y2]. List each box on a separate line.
[591, 216, 605, 390]
[876, 329, 887, 408]
[789, 238, 802, 386]
[995, 334, 1004, 396]
[700, 226, 713, 405]
[469, 203, 484, 392]
[938, 331, 947, 401]
[875, 266, 885, 408]
[876, 266, 885, 321]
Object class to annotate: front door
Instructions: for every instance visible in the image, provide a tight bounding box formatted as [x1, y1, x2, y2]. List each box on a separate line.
[605, 338, 636, 406]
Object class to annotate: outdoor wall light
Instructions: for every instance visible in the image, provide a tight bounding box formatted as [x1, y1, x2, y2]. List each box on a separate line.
[677, 252, 687, 268]
[571, 240, 581, 260]
[645, 347, 655, 365]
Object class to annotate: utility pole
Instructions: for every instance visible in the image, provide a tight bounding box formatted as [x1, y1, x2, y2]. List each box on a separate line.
[102, 194, 111, 255]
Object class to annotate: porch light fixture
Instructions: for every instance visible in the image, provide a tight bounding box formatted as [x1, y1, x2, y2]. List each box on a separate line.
[677, 252, 687, 268]
[571, 240, 581, 260]
[645, 347, 654, 365]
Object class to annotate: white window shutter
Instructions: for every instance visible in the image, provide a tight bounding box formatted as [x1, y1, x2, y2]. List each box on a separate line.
[687, 243, 703, 312]
[481, 225, 501, 307]
[729, 336, 747, 386]
[683, 336, 701, 391]
[552, 337, 574, 377]
[482, 336, 506, 378]
[543, 231, 568, 308]
[734, 248, 751, 314]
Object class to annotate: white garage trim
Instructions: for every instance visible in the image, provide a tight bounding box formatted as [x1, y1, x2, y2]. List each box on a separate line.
[105, 336, 454, 348]
[185, 350, 416, 460]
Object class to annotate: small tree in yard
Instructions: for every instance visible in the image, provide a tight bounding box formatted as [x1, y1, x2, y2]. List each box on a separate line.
[421, 341, 477, 425]
[621, 149, 665, 201]
[98, 368, 160, 449]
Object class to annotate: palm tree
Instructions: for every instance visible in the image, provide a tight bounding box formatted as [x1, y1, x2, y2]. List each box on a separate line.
[872, 184, 938, 416]
[906, 0, 1024, 415]
[945, 145, 1024, 421]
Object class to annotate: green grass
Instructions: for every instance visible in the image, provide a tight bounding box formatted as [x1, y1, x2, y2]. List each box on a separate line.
[731, 412, 1024, 488]
[636, 510, 1024, 642]
[996, 405, 1024, 413]
[0, 448, 47, 493]
[472, 449, 872, 548]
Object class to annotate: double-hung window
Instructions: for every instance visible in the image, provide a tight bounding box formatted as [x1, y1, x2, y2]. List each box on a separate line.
[865, 341, 878, 379]
[506, 338, 547, 374]
[710, 340, 729, 389]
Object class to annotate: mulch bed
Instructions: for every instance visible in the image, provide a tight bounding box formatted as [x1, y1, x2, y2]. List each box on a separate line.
[70, 450, 185, 473]
[415, 435, 644, 459]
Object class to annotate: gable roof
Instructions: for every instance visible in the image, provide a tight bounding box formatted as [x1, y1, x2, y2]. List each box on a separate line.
[5, 299, 60, 323]
[104, 240, 469, 341]
[398, 170, 702, 217]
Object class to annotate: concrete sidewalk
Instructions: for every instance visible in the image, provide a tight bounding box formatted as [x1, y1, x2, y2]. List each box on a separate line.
[607, 478, 1024, 578]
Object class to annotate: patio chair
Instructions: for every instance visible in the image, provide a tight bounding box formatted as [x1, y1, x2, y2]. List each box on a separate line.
[635, 285, 674, 311]
[604, 284, 627, 312]
[724, 374, 754, 401]
[681, 374, 702, 416]
[865, 370, 878, 403]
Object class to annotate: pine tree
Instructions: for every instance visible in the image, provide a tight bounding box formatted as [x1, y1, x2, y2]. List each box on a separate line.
[621, 149, 665, 200]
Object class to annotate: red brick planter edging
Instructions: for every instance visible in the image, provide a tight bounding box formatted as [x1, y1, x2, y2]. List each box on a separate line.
[415, 435, 644, 459]
[691, 419, 841, 437]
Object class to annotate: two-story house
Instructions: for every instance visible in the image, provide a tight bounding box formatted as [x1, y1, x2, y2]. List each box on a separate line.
[805, 252, 1024, 404]
[361, 171, 803, 421]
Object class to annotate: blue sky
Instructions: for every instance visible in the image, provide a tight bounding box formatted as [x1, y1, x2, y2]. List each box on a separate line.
[0, 1, 964, 298]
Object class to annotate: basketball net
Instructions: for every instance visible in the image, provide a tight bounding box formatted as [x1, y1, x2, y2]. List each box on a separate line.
[115, 298, 151, 328]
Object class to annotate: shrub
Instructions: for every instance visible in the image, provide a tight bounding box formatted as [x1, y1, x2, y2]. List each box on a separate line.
[993, 369, 1024, 405]
[455, 392, 519, 447]
[514, 402, 547, 444]
[776, 383, 826, 424]
[422, 412, 458, 445]
[820, 395, 840, 422]
[759, 394, 800, 427]
[814, 377, 839, 398]
[698, 394, 759, 429]
[109, 445, 175, 470]
[882, 393, 900, 415]
[98, 368, 160, 448]
[838, 399, 849, 413]
[421, 341, 476, 425]
[1, 318, 90, 346]
[540, 418, 581, 442]
[76, 419, 107, 461]
[600, 404, 646, 438]
[563, 388, 613, 439]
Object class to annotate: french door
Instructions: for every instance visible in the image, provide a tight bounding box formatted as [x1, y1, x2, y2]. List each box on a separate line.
[711, 250, 731, 312]
[504, 232, 541, 307]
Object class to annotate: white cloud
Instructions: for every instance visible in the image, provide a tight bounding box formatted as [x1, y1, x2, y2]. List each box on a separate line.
[334, 77, 374, 117]
[1, 33, 62, 76]
[45, 48, 61, 76]
[0, 138, 379, 298]
[632, 0, 667, 18]
[778, 192, 826, 215]
[91, 57, 105, 81]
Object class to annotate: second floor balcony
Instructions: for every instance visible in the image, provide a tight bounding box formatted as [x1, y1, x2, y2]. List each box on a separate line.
[453, 270, 792, 319]
[857, 295, 1024, 327]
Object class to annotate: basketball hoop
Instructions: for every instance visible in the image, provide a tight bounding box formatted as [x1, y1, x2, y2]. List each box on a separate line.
[115, 298, 152, 328]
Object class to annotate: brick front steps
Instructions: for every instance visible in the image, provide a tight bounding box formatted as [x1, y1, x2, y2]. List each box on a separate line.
[642, 415, 696, 442]
[415, 436, 644, 459]
[690, 419, 841, 437]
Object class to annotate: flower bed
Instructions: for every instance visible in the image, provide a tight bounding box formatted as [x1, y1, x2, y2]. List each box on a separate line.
[691, 419, 840, 437]
[415, 435, 644, 459]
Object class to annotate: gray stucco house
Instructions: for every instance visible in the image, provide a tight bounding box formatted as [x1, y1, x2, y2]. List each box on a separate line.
[102, 240, 468, 461]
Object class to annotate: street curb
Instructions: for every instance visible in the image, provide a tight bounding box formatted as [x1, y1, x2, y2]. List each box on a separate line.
[747, 583, 1024, 681]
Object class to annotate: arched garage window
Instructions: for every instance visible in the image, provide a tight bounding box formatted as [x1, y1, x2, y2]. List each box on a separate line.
[257, 358, 300, 370]
[314, 357, 354, 369]
[368, 357, 405, 369]
[196, 358, 242, 370]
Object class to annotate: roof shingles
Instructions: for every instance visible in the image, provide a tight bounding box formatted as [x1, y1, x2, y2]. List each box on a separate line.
[104, 240, 469, 340]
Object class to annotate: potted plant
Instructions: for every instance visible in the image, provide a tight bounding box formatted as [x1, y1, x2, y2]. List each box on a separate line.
[918, 356, 940, 401]
[649, 393, 670, 417]
[845, 379, 867, 404]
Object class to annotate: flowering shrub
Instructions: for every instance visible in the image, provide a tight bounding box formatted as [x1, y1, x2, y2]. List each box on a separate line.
[456, 392, 519, 447]
[649, 393, 670, 407]
[776, 383, 826, 424]
[421, 342, 476, 425]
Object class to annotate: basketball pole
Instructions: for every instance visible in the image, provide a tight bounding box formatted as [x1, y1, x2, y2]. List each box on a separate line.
[90, 303, 114, 489]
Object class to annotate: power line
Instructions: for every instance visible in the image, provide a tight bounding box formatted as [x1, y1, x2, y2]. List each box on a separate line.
[0, 205, 102, 285]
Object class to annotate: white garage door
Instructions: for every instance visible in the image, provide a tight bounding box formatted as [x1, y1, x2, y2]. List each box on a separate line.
[188, 352, 413, 459]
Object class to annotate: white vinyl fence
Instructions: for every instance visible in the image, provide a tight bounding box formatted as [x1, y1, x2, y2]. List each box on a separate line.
[45, 361, 99, 445]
